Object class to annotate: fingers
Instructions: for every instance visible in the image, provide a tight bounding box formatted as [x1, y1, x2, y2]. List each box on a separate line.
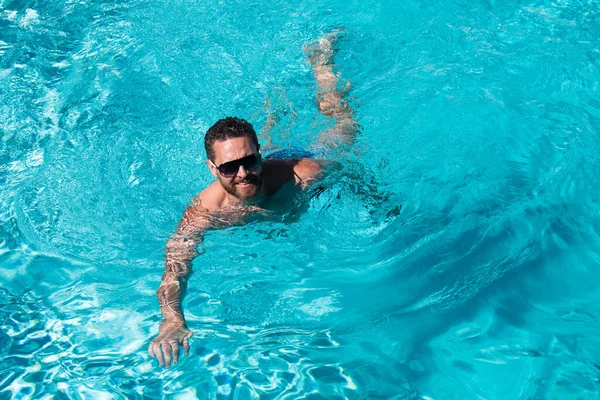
[171, 342, 180, 365]
[163, 343, 172, 368]
[150, 334, 192, 367]
[155, 343, 165, 367]
[183, 338, 190, 356]
[148, 341, 156, 358]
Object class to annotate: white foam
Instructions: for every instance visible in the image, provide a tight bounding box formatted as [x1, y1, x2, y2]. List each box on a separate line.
[299, 296, 342, 317]
[20, 8, 39, 27]
[52, 60, 71, 68]
[5, 10, 17, 21]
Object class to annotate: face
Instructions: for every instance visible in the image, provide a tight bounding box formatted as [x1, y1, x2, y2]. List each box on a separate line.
[208, 136, 263, 202]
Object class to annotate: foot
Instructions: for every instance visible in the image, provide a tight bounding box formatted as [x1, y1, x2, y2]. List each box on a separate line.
[305, 28, 346, 68]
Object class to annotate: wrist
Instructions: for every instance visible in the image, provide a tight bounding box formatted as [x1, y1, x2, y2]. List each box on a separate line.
[162, 317, 186, 326]
[160, 319, 187, 330]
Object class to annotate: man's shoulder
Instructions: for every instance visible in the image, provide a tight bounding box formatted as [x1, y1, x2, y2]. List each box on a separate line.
[263, 157, 322, 187]
[292, 158, 322, 182]
[194, 181, 226, 212]
[177, 182, 224, 233]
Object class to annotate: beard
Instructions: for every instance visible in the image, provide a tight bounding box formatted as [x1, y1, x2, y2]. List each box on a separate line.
[222, 173, 263, 201]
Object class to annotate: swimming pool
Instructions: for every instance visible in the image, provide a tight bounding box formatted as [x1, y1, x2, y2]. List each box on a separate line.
[2, 0, 600, 398]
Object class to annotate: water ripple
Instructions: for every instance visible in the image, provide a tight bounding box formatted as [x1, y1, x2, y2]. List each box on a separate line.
[2, 0, 600, 398]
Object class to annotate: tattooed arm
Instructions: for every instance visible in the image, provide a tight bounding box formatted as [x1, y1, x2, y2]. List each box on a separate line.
[148, 201, 211, 368]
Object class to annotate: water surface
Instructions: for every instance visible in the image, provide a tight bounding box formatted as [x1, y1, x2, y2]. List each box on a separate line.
[2, 0, 600, 398]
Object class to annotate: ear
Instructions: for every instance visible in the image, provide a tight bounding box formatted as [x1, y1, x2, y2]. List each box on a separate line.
[206, 160, 218, 178]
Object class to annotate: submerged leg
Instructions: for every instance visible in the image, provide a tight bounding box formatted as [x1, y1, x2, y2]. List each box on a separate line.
[306, 30, 360, 147]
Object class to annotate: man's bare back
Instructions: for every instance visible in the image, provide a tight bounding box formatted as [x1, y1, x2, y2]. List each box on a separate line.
[148, 30, 359, 368]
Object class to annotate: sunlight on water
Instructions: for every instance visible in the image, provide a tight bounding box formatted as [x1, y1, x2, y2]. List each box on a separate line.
[1, 0, 600, 398]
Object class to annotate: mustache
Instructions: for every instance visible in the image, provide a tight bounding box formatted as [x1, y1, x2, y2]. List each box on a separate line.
[233, 175, 261, 185]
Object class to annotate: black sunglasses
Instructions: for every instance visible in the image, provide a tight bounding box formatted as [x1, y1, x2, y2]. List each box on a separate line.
[210, 153, 261, 178]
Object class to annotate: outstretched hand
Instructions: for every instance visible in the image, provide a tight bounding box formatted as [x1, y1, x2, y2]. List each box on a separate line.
[148, 321, 192, 368]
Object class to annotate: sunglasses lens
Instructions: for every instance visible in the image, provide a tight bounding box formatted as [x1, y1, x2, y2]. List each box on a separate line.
[244, 154, 261, 170]
[219, 165, 238, 177]
[218, 154, 261, 177]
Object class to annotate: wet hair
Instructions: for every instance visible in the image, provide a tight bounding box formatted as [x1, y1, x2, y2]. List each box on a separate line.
[204, 117, 260, 162]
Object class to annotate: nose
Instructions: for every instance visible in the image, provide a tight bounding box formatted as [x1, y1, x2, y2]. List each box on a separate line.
[236, 165, 248, 178]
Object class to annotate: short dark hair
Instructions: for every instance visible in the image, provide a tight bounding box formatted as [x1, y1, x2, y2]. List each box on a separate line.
[204, 117, 260, 161]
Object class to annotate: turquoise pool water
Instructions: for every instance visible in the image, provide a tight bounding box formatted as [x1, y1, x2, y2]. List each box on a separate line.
[2, 0, 600, 398]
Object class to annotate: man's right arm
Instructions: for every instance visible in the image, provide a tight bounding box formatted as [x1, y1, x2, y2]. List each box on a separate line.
[148, 201, 212, 368]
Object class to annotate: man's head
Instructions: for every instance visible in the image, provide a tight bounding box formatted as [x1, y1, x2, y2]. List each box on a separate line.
[205, 117, 263, 201]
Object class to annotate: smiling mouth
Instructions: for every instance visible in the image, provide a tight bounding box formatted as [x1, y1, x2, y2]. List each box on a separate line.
[235, 181, 255, 187]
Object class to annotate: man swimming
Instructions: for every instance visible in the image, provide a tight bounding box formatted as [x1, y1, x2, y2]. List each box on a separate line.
[148, 31, 359, 368]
